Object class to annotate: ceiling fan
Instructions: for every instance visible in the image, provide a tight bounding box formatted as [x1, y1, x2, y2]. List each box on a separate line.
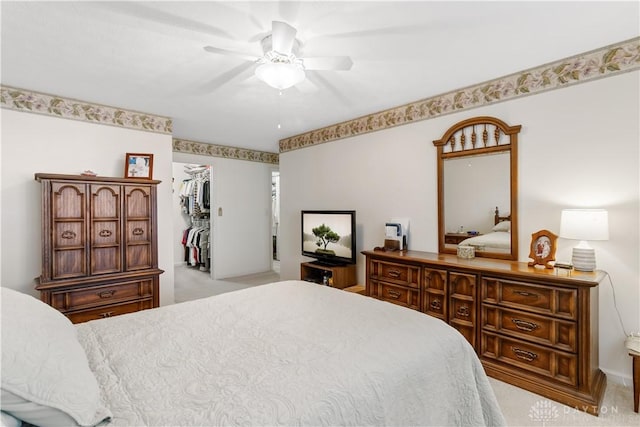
[203, 21, 353, 91]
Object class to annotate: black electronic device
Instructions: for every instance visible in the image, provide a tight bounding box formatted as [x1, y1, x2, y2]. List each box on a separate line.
[301, 210, 356, 265]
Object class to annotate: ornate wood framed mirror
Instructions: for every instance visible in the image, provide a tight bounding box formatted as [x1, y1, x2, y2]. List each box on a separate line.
[433, 116, 521, 260]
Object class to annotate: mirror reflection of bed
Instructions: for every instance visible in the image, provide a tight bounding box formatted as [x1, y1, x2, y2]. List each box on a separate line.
[447, 207, 512, 254]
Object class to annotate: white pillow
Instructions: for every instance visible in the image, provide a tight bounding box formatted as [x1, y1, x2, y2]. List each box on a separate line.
[0, 411, 21, 427]
[492, 220, 511, 232]
[0, 287, 111, 427]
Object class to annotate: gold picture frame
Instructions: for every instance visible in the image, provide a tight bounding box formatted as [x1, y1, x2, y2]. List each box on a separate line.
[527, 229, 558, 269]
[124, 153, 153, 180]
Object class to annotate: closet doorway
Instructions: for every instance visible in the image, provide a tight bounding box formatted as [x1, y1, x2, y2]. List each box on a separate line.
[173, 162, 213, 279]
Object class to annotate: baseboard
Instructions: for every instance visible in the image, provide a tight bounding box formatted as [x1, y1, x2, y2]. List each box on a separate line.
[600, 368, 633, 388]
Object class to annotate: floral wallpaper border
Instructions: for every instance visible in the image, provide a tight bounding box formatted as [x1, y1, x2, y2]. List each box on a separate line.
[0, 85, 172, 134]
[173, 138, 279, 165]
[279, 37, 640, 153]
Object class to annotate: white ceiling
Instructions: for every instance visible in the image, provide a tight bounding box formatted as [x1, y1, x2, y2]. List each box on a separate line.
[2, 1, 638, 153]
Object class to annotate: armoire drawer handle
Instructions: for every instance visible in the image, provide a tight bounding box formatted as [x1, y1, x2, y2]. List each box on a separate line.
[387, 269, 402, 278]
[132, 228, 144, 236]
[456, 305, 470, 317]
[430, 299, 442, 310]
[61, 230, 76, 239]
[513, 290, 540, 298]
[386, 289, 402, 299]
[99, 311, 114, 318]
[97, 290, 116, 299]
[512, 318, 539, 332]
[511, 347, 538, 362]
[99, 229, 112, 237]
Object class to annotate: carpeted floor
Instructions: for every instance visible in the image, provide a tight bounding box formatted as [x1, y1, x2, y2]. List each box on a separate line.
[173, 264, 638, 426]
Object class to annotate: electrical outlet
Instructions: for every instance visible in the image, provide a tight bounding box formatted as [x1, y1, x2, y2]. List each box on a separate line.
[624, 333, 640, 353]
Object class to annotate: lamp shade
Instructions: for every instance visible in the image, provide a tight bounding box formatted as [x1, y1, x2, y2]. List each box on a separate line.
[559, 209, 609, 241]
[255, 62, 305, 90]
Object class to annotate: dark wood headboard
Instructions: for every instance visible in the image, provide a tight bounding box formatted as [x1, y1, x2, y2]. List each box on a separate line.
[494, 206, 510, 225]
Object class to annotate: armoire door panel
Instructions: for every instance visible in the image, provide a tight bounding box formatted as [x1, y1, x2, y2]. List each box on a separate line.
[92, 247, 120, 275]
[126, 221, 149, 242]
[52, 183, 86, 219]
[91, 185, 120, 218]
[54, 222, 84, 247]
[53, 249, 86, 278]
[92, 221, 119, 245]
[126, 244, 152, 270]
[124, 186, 151, 217]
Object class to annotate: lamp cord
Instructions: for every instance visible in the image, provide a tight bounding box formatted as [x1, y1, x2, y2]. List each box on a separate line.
[604, 272, 629, 337]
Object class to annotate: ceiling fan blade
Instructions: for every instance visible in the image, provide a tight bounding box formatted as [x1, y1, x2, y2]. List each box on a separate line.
[271, 21, 297, 55]
[203, 46, 259, 62]
[198, 61, 256, 94]
[302, 56, 353, 71]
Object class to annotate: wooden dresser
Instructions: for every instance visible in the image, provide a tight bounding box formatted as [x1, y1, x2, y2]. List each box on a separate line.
[363, 249, 606, 415]
[35, 173, 163, 323]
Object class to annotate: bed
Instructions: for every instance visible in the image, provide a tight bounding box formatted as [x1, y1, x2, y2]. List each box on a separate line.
[458, 207, 511, 253]
[1, 282, 505, 427]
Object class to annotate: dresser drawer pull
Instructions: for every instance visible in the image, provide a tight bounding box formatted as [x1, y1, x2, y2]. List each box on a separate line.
[456, 305, 470, 317]
[512, 318, 539, 332]
[387, 269, 402, 278]
[61, 230, 76, 239]
[99, 229, 112, 237]
[97, 290, 116, 299]
[99, 311, 115, 318]
[513, 290, 540, 298]
[386, 289, 402, 299]
[132, 228, 144, 236]
[430, 299, 442, 310]
[511, 347, 538, 362]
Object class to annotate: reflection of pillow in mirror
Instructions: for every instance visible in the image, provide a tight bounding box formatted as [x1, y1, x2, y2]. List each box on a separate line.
[492, 220, 511, 232]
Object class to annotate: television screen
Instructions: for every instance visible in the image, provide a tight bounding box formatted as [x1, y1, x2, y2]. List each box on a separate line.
[301, 210, 356, 265]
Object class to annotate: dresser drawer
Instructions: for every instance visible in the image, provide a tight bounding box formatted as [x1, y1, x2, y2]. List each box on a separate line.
[66, 299, 154, 324]
[370, 280, 420, 310]
[49, 279, 154, 311]
[369, 260, 420, 288]
[481, 332, 577, 386]
[483, 277, 577, 320]
[482, 305, 577, 352]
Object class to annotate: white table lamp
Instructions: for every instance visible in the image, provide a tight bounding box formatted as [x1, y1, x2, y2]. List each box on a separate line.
[559, 209, 609, 272]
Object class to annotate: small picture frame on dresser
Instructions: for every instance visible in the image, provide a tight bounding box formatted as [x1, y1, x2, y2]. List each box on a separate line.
[527, 229, 558, 269]
[124, 153, 154, 180]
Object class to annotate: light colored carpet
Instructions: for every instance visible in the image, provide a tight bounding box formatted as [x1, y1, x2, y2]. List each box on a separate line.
[173, 264, 638, 425]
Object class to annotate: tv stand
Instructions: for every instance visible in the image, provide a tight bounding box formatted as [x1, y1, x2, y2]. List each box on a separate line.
[300, 262, 356, 289]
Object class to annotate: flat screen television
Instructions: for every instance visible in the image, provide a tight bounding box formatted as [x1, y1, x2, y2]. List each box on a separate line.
[301, 210, 356, 265]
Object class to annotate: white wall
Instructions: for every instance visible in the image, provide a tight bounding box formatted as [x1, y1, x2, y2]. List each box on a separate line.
[1, 109, 175, 305]
[279, 71, 640, 384]
[173, 152, 275, 279]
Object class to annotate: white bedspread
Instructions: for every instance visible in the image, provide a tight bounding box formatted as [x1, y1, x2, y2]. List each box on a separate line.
[459, 231, 511, 251]
[77, 281, 505, 426]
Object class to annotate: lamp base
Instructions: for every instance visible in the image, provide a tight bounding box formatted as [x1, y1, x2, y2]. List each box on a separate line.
[571, 247, 596, 272]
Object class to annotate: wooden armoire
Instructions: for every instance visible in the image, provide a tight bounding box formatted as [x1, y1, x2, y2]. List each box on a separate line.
[35, 173, 163, 323]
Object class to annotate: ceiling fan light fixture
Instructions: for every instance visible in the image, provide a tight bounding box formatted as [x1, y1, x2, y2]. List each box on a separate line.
[255, 62, 305, 90]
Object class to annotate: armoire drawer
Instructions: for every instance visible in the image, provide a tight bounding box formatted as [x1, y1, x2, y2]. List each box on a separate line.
[65, 299, 154, 324]
[483, 277, 577, 320]
[49, 279, 154, 311]
[370, 280, 420, 310]
[482, 305, 577, 352]
[481, 332, 577, 386]
[370, 260, 420, 288]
